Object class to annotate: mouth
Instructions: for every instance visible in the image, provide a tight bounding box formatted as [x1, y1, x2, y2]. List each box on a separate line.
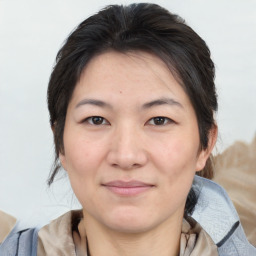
[102, 180, 154, 196]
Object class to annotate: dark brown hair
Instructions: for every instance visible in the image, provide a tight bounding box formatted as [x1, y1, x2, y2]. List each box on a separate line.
[47, 3, 217, 215]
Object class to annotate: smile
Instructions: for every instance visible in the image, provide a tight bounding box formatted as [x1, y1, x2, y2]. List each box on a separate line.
[102, 180, 154, 196]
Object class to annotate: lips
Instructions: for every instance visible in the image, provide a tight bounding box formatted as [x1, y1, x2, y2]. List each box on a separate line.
[102, 180, 154, 196]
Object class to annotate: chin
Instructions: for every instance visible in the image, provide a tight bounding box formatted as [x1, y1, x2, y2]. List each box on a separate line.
[102, 208, 158, 234]
[108, 220, 153, 234]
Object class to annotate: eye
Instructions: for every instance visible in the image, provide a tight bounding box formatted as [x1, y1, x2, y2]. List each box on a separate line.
[84, 116, 109, 125]
[147, 116, 173, 125]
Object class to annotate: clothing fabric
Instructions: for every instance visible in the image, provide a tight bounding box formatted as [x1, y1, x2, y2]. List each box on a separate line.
[37, 210, 218, 256]
[0, 226, 38, 256]
[191, 176, 256, 255]
[0, 210, 16, 243]
[213, 136, 256, 246]
[179, 218, 218, 256]
[0, 210, 38, 256]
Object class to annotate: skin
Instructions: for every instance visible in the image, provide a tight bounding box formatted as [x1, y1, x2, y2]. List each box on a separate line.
[60, 51, 216, 256]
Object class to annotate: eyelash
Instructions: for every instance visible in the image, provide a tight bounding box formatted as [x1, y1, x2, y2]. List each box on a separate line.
[83, 116, 109, 125]
[147, 116, 174, 126]
[83, 116, 174, 126]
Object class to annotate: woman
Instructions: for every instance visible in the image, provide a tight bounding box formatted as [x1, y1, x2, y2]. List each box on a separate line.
[1, 3, 255, 256]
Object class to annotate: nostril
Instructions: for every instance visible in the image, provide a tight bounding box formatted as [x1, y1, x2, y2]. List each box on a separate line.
[111, 162, 140, 170]
[106, 141, 148, 170]
[109, 155, 144, 170]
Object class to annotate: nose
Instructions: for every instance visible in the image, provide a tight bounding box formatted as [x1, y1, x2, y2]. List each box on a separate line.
[106, 124, 148, 170]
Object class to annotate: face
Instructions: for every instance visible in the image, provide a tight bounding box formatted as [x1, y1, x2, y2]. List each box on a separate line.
[60, 51, 212, 233]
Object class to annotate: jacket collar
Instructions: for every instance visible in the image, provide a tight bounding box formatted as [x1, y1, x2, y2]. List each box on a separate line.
[38, 210, 218, 256]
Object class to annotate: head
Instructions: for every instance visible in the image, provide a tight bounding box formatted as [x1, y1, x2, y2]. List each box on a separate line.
[47, 3, 217, 219]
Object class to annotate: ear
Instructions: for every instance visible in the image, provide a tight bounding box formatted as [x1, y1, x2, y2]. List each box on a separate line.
[51, 121, 67, 170]
[59, 152, 67, 170]
[51, 121, 56, 133]
[196, 125, 218, 171]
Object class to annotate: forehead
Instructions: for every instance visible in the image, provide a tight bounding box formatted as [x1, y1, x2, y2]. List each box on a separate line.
[69, 51, 192, 111]
[79, 51, 180, 89]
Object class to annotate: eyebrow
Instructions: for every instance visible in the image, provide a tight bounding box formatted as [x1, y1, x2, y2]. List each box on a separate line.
[142, 98, 183, 109]
[75, 99, 112, 109]
[75, 97, 183, 110]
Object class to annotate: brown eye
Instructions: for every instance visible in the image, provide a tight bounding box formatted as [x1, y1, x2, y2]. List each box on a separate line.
[148, 116, 173, 126]
[92, 116, 104, 125]
[85, 116, 108, 125]
[153, 117, 166, 125]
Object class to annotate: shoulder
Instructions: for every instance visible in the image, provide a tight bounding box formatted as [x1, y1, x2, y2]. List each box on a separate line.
[213, 138, 256, 246]
[192, 176, 256, 255]
[181, 217, 218, 256]
[0, 210, 16, 243]
[37, 210, 82, 255]
[0, 224, 38, 256]
[0, 210, 82, 256]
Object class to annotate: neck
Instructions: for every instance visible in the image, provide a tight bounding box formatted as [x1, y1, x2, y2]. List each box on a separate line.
[79, 211, 183, 256]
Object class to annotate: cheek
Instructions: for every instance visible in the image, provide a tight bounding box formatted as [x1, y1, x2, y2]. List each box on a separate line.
[158, 137, 199, 174]
[63, 133, 102, 175]
[151, 135, 199, 197]
[63, 138, 101, 203]
[62, 129, 110, 200]
[164, 140, 197, 192]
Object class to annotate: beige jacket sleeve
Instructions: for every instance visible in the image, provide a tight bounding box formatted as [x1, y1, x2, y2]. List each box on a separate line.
[0, 210, 17, 243]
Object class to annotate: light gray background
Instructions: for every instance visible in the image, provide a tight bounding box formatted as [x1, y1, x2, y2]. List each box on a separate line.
[1, 0, 256, 226]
